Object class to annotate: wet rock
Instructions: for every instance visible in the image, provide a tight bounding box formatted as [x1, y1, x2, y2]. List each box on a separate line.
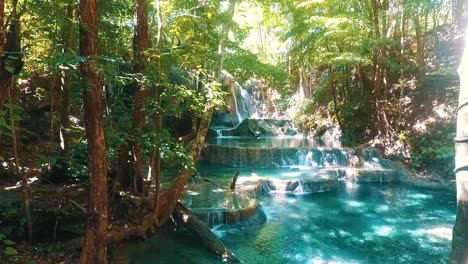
[201, 145, 348, 168]
[236, 173, 339, 195]
[182, 181, 265, 227]
[343, 168, 401, 183]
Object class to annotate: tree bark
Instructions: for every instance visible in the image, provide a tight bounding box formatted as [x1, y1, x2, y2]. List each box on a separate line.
[149, 0, 163, 223]
[0, 15, 21, 110]
[78, 0, 108, 263]
[173, 202, 240, 263]
[0, 0, 4, 55]
[156, 99, 213, 225]
[450, 28, 468, 264]
[132, 0, 150, 194]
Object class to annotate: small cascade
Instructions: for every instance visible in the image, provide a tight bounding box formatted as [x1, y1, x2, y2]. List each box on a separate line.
[215, 129, 222, 137]
[297, 150, 319, 167]
[231, 83, 244, 125]
[272, 181, 288, 193]
[210, 71, 285, 129]
[295, 181, 305, 193]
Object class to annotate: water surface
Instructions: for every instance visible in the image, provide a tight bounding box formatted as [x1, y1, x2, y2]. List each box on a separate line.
[129, 180, 455, 264]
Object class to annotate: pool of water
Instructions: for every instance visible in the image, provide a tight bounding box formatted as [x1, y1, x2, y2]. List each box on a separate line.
[127, 180, 456, 263]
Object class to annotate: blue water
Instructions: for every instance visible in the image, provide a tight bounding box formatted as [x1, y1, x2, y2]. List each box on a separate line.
[128, 180, 456, 263]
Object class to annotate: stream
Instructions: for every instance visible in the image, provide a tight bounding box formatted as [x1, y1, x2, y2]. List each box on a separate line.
[126, 164, 455, 264]
[124, 79, 455, 263]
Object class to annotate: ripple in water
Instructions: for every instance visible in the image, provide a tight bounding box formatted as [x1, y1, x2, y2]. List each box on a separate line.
[127, 182, 455, 264]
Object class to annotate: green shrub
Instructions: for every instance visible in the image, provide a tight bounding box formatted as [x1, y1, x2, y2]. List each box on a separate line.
[409, 122, 455, 178]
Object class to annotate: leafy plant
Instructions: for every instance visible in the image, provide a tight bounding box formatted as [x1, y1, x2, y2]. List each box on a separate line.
[409, 122, 456, 178]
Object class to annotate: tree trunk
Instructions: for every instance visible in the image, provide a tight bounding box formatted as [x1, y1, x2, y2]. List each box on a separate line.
[156, 99, 213, 225]
[0, 15, 21, 110]
[214, 0, 237, 77]
[173, 202, 240, 263]
[414, 14, 425, 84]
[0, 0, 3, 55]
[59, 2, 74, 165]
[450, 28, 468, 264]
[8, 81, 32, 243]
[149, 0, 163, 223]
[78, 0, 108, 263]
[132, 0, 150, 194]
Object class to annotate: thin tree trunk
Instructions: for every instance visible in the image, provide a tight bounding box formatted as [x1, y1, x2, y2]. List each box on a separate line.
[78, 0, 108, 263]
[132, 0, 150, 194]
[156, 99, 213, 225]
[59, 2, 74, 164]
[48, 77, 57, 170]
[396, 6, 406, 132]
[8, 82, 32, 243]
[329, 67, 343, 130]
[414, 14, 425, 84]
[149, 0, 163, 224]
[450, 28, 468, 264]
[0, 0, 4, 56]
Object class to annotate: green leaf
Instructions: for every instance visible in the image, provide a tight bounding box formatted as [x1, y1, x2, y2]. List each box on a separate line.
[3, 240, 16, 245]
[0, 233, 5, 240]
[3, 246, 17, 256]
[4, 65, 14, 73]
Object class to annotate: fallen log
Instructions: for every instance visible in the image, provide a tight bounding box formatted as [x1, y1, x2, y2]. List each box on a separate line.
[173, 202, 240, 263]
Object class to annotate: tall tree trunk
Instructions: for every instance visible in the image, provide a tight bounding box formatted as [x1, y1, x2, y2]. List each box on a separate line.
[132, 0, 150, 194]
[156, 99, 213, 225]
[0, 14, 21, 110]
[329, 67, 343, 130]
[8, 81, 32, 243]
[413, 11, 426, 84]
[149, 0, 162, 224]
[214, 0, 237, 77]
[59, 2, 74, 165]
[0, 0, 4, 55]
[369, 0, 392, 140]
[78, 0, 108, 263]
[451, 28, 468, 264]
[0, 0, 4, 108]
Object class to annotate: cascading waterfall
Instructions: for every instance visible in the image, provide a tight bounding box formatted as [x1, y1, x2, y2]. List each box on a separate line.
[231, 83, 243, 125]
[211, 71, 282, 128]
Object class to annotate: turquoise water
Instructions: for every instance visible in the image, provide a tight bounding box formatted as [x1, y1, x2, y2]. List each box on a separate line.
[128, 177, 455, 263]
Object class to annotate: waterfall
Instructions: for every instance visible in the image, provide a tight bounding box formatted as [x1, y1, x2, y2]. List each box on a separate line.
[204, 211, 225, 227]
[231, 84, 243, 125]
[211, 71, 281, 128]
